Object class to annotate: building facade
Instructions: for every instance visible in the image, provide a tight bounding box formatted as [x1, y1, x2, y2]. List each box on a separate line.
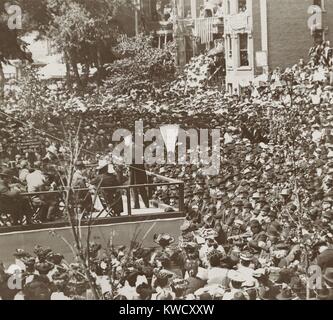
[224, 0, 333, 92]
[137, 1, 224, 65]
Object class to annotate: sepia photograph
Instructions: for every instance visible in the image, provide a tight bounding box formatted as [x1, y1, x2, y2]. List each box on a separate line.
[0, 0, 332, 304]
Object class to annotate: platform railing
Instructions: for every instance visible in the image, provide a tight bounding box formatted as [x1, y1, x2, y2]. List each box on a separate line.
[0, 170, 185, 233]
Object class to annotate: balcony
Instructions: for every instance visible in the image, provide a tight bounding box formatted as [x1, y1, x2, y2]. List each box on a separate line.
[176, 17, 224, 44]
[193, 17, 224, 44]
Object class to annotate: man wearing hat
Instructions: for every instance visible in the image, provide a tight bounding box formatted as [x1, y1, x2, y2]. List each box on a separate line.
[206, 252, 228, 287]
[184, 259, 207, 295]
[222, 270, 247, 300]
[275, 284, 297, 300]
[0, 168, 32, 225]
[91, 160, 123, 216]
[247, 219, 267, 254]
[237, 251, 256, 283]
[72, 161, 93, 216]
[130, 162, 150, 210]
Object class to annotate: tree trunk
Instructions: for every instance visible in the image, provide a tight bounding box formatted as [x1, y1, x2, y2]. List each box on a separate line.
[71, 60, 82, 88]
[64, 51, 72, 90]
[83, 61, 90, 84]
[0, 62, 5, 100]
[96, 45, 103, 85]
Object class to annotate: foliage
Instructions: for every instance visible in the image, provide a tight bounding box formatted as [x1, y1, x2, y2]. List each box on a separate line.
[105, 34, 177, 96]
[0, 1, 32, 63]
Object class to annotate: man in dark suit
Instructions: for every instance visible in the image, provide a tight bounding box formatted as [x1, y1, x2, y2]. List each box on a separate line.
[91, 162, 123, 216]
[130, 163, 149, 209]
[0, 169, 32, 225]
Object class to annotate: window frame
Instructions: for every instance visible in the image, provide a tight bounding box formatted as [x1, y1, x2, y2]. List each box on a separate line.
[238, 0, 247, 13]
[239, 33, 249, 67]
[226, 34, 232, 60]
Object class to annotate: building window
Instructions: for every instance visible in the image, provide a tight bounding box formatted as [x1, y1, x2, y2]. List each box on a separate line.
[239, 33, 249, 67]
[238, 0, 247, 13]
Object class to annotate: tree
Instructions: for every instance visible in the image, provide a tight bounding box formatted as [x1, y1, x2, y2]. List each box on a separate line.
[0, 1, 32, 98]
[35, 0, 133, 87]
[106, 34, 176, 96]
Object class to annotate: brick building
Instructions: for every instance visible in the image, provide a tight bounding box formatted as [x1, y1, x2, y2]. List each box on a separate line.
[116, 0, 333, 92]
[224, 0, 333, 92]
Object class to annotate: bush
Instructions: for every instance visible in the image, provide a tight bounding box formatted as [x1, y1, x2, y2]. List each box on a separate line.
[104, 34, 177, 97]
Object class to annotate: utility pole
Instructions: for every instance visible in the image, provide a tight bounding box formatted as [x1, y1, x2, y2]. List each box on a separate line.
[174, 0, 187, 67]
[134, 0, 140, 36]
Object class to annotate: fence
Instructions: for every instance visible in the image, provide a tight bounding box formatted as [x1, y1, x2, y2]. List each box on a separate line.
[0, 169, 185, 233]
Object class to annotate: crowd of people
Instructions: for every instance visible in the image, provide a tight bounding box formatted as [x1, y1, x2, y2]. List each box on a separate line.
[1, 42, 333, 299]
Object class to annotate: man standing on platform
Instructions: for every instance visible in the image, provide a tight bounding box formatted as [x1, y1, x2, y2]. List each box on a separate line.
[130, 163, 150, 209]
[92, 160, 124, 216]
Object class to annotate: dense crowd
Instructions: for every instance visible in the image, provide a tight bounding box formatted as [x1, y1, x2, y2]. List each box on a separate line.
[1, 42, 333, 299]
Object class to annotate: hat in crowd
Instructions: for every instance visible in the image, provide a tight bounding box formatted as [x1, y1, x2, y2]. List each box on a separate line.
[276, 286, 295, 300]
[240, 251, 254, 262]
[290, 276, 304, 291]
[250, 219, 260, 227]
[252, 192, 260, 199]
[276, 268, 294, 284]
[234, 199, 243, 207]
[280, 188, 291, 196]
[253, 268, 270, 279]
[316, 287, 330, 300]
[202, 228, 218, 239]
[194, 284, 225, 299]
[231, 291, 248, 300]
[180, 220, 193, 232]
[154, 269, 174, 280]
[203, 192, 210, 200]
[316, 249, 333, 270]
[153, 233, 175, 248]
[323, 267, 333, 285]
[23, 257, 36, 268]
[258, 286, 274, 300]
[35, 261, 54, 274]
[322, 210, 333, 220]
[171, 278, 189, 291]
[47, 253, 65, 265]
[216, 192, 223, 199]
[13, 249, 31, 259]
[136, 283, 153, 299]
[206, 249, 224, 262]
[243, 202, 253, 209]
[52, 270, 70, 283]
[234, 219, 244, 226]
[33, 246, 53, 262]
